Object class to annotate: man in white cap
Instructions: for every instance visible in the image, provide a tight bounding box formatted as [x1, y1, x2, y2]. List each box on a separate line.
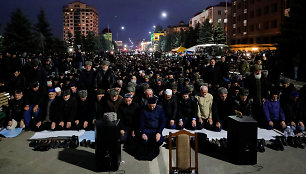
[158, 89, 177, 129]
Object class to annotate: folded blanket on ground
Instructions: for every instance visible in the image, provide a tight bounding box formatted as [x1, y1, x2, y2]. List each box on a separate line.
[29, 130, 85, 140]
[0, 128, 23, 138]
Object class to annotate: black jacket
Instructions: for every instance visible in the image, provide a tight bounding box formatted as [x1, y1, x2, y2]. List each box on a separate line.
[25, 88, 45, 106]
[158, 96, 178, 121]
[37, 97, 62, 123]
[59, 97, 78, 122]
[93, 98, 106, 120]
[77, 97, 95, 122]
[94, 68, 116, 90]
[244, 74, 272, 103]
[283, 100, 303, 123]
[178, 96, 198, 121]
[7, 98, 25, 122]
[117, 102, 140, 131]
[78, 69, 95, 90]
[213, 96, 236, 129]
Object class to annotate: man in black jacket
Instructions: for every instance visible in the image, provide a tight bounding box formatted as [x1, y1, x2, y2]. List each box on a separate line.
[24, 81, 45, 129]
[283, 91, 305, 132]
[203, 58, 222, 88]
[6, 90, 25, 130]
[158, 89, 177, 129]
[244, 64, 272, 126]
[94, 60, 116, 91]
[35, 89, 61, 131]
[76, 90, 94, 130]
[177, 90, 198, 130]
[213, 87, 236, 131]
[78, 61, 95, 91]
[59, 90, 78, 130]
[117, 93, 140, 143]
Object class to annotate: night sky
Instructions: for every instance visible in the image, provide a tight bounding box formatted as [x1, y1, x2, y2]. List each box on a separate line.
[0, 0, 226, 45]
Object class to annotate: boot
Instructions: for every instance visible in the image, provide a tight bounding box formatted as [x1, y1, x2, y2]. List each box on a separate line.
[287, 136, 297, 148]
[294, 137, 305, 149]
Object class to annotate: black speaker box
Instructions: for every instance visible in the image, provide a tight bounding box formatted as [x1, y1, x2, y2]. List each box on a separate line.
[227, 116, 257, 165]
[95, 120, 121, 171]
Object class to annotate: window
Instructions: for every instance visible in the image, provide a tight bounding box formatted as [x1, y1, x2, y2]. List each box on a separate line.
[256, 23, 261, 30]
[256, 8, 262, 16]
[218, 10, 222, 15]
[264, 21, 269, 29]
[272, 3, 278, 12]
[218, 18, 222, 23]
[250, 0, 254, 4]
[264, 6, 269, 14]
[271, 20, 278, 28]
[250, 25, 254, 32]
[250, 11, 254, 18]
[249, 38, 254, 44]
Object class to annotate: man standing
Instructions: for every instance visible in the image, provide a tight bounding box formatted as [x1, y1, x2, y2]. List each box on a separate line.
[244, 64, 271, 126]
[94, 60, 116, 91]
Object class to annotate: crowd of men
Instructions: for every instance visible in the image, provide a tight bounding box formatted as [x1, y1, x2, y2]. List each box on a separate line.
[0, 50, 306, 149]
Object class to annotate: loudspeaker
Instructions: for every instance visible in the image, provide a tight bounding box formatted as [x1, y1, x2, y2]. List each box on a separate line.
[227, 116, 257, 165]
[95, 120, 121, 171]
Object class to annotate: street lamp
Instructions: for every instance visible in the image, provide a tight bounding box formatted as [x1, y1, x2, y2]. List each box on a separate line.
[161, 12, 167, 18]
[121, 26, 125, 30]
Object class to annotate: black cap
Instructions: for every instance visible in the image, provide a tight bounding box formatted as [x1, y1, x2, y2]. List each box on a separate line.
[147, 97, 158, 104]
[96, 89, 105, 95]
[31, 81, 40, 88]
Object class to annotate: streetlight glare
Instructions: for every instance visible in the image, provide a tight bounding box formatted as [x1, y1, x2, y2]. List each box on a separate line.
[121, 26, 125, 30]
[161, 12, 167, 18]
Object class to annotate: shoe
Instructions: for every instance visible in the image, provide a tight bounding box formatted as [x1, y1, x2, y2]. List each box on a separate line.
[294, 137, 305, 149]
[69, 135, 79, 149]
[50, 140, 59, 149]
[80, 139, 86, 147]
[267, 137, 284, 151]
[257, 139, 265, 152]
[86, 140, 91, 147]
[280, 136, 288, 146]
[219, 138, 227, 151]
[89, 142, 95, 149]
[287, 136, 297, 148]
[29, 140, 39, 147]
[34, 140, 51, 151]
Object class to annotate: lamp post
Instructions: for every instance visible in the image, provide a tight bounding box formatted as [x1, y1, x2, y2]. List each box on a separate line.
[117, 26, 125, 41]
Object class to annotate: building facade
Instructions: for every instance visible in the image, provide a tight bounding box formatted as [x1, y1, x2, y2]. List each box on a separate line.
[63, 1, 99, 42]
[189, 2, 230, 29]
[102, 28, 112, 42]
[164, 21, 189, 35]
[228, 0, 287, 45]
[151, 33, 164, 51]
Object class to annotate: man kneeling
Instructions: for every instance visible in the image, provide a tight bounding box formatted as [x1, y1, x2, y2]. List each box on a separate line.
[137, 96, 166, 160]
[35, 89, 61, 131]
